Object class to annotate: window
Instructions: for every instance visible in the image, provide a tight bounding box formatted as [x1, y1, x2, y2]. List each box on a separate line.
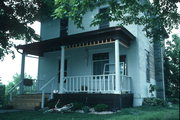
[99, 8, 109, 29]
[120, 55, 127, 75]
[60, 18, 68, 37]
[93, 53, 109, 75]
[146, 51, 150, 82]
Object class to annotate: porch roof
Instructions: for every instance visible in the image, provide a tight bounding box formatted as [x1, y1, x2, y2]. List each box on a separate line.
[16, 26, 135, 56]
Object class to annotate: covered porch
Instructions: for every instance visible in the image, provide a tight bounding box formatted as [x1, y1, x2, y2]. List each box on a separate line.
[15, 26, 135, 108]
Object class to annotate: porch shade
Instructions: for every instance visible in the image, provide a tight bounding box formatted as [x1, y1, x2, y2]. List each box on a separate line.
[16, 26, 135, 56]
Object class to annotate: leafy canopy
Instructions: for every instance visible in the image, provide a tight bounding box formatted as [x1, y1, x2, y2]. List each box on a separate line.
[0, 0, 45, 60]
[54, 0, 179, 40]
[0, 0, 179, 60]
[164, 34, 180, 98]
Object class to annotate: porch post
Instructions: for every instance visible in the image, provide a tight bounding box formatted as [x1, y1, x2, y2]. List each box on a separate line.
[59, 46, 65, 93]
[20, 52, 26, 94]
[115, 40, 120, 93]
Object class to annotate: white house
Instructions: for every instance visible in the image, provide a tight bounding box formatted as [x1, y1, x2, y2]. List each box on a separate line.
[13, 6, 165, 110]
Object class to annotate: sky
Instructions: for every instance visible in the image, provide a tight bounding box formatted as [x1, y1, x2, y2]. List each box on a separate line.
[0, 3, 180, 85]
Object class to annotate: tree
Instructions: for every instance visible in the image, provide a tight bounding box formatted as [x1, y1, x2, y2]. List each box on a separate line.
[164, 34, 180, 98]
[0, 0, 42, 60]
[5, 73, 32, 94]
[54, 0, 179, 41]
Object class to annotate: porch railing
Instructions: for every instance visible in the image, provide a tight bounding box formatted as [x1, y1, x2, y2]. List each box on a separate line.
[120, 76, 131, 93]
[63, 74, 131, 93]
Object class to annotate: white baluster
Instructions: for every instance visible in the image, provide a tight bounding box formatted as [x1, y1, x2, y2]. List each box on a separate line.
[108, 75, 110, 92]
[87, 76, 89, 92]
[103, 75, 106, 91]
[99, 76, 101, 92]
[72, 77, 74, 92]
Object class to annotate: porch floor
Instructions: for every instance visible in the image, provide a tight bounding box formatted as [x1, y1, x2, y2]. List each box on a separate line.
[53, 93, 133, 110]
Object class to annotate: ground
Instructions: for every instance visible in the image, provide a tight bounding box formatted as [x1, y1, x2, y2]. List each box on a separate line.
[0, 105, 179, 120]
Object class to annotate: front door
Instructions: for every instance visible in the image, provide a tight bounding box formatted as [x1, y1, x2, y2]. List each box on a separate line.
[58, 59, 67, 83]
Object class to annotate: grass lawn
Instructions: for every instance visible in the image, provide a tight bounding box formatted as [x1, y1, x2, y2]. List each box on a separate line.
[0, 104, 179, 120]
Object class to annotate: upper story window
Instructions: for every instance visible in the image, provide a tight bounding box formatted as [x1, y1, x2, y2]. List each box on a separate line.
[99, 8, 109, 29]
[60, 18, 68, 37]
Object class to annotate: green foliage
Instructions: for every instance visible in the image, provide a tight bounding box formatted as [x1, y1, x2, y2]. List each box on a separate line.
[54, 0, 179, 41]
[166, 98, 180, 104]
[82, 106, 90, 113]
[5, 73, 32, 94]
[45, 99, 62, 109]
[0, 85, 5, 107]
[143, 98, 164, 106]
[149, 84, 156, 97]
[71, 102, 83, 111]
[0, 0, 42, 60]
[94, 104, 108, 112]
[164, 34, 180, 99]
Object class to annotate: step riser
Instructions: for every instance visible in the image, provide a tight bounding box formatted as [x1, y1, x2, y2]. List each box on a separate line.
[9, 94, 49, 110]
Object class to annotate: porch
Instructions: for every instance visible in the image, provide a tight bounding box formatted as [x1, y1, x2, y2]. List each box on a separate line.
[12, 26, 136, 109]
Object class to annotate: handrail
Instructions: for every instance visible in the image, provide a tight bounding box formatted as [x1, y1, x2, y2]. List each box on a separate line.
[8, 80, 22, 94]
[8, 80, 23, 101]
[40, 73, 58, 108]
[40, 74, 57, 91]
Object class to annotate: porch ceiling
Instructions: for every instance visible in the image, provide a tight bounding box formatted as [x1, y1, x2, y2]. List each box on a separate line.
[16, 26, 136, 56]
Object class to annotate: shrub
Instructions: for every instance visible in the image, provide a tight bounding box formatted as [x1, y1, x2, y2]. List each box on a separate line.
[45, 99, 62, 109]
[82, 106, 90, 113]
[71, 102, 83, 111]
[166, 98, 179, 104]
[143, 98, 164, 106]
[94, 104, 108, 112]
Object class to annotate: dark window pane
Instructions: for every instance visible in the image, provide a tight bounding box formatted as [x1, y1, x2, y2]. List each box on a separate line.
[93, 53, 109, 60]
[93, 53, 109, 75]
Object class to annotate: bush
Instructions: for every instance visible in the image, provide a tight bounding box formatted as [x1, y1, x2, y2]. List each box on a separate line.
[71, 102, 83, 111]
[166, 98, 179, 104]
[0, 85, 5, 107]
[94, 104, 108, 112]
[45, 99, 62, 109]
[82, 106, 90, 113]
[143, 98, 164, 106]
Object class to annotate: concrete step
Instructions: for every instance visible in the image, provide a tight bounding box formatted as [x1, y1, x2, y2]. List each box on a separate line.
[9, 94, 49, 110]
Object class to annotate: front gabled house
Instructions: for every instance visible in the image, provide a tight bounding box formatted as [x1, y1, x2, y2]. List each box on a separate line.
[9, 6, 166, 110]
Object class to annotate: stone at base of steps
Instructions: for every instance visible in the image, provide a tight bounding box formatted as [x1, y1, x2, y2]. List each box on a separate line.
[9, 94, 49, 110]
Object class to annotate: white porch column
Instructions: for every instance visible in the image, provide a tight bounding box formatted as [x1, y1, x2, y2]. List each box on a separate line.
[115, 40, 120, 93]
[59, 46, 65, 93]
[20, 52, 26, 94]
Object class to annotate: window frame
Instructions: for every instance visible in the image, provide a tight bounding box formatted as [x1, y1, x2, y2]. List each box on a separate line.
[60, 18, 68, 37]
[92, 52, 109, 75]
[99, 7, 109, 29]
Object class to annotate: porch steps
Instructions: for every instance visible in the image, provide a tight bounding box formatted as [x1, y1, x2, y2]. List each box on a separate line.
[9, 94, 49, 110]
